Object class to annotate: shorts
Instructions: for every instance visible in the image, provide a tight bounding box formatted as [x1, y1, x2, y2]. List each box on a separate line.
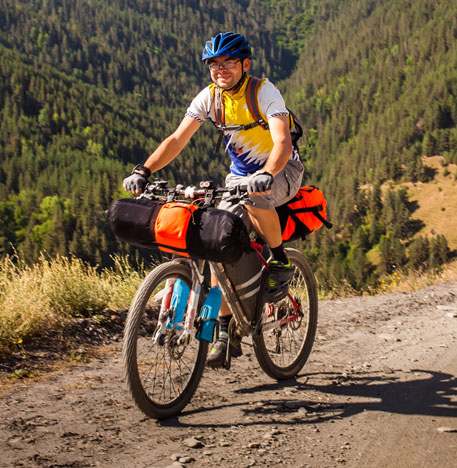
[218, 158, 304, 228]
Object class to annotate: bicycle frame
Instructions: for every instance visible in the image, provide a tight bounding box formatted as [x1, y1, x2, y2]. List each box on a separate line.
[137, 181, 305, 343]
[160, 250, 307, 349]
[152, 257, 252, 348]
[122, 181, 319, 418]
[209, 260, 253, 336]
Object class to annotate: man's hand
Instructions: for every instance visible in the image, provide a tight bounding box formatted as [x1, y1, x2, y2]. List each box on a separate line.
[247, 171, 274, 195]
[123, 173, 148, 194]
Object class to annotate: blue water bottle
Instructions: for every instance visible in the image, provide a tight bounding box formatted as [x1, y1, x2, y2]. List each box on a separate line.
[196, 286, 222, 342]
[167, 279, 190, 330]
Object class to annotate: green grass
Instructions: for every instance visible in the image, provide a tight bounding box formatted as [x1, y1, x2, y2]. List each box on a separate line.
[0, 254, 147, 357]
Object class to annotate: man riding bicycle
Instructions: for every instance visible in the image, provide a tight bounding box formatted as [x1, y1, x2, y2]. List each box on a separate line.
[123, 32, 304, 368]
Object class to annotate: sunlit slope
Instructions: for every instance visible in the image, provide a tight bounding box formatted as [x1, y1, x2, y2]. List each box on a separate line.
[406, 156, 457, 250]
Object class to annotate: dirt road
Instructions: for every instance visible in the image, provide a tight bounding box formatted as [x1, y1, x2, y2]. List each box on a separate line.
[1, 281, 457, 468]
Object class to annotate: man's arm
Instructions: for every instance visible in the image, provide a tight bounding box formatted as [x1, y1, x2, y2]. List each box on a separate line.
[143, 116, 201, 173]
[261, 115, 293, 176]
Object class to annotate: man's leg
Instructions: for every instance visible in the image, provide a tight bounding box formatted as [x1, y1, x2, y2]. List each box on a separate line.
[206, 278, 242, 368]
[244, 204, 294, 302]
[207, 160, 303, 366]
[244, 159, 304, 265]
[244, 205, 282, 248]
[206, 178, 249, 367]
[207, 206, 289, 368]
[244, 205, 289, 264]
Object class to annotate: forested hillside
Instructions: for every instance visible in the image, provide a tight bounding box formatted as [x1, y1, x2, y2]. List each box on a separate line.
[0, 0, 322, 264]
[0, 0, 456, 292]
[284, 0, 457, 290]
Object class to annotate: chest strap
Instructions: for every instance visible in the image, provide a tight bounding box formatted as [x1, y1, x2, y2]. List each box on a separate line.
[213, 76, 270, 154]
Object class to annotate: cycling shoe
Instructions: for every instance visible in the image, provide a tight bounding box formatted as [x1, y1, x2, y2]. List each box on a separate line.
[264, 260, 294, 302]
[207, 332, 242, 368]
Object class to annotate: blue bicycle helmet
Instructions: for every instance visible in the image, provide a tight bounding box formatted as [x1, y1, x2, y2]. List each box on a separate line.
[202, 32, 251, 62]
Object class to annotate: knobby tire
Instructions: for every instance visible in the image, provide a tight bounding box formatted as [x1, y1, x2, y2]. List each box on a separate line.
[123, 261, 208, 419]
[253, 248, 318, 380]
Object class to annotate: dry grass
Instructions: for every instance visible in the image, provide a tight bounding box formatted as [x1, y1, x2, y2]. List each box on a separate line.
[318, 259, 457, 300]
[375, 259, 457, 295]
[400, 156, 457, 250]
[1, 240, 455, 359]
[100, 255, 149, 309]
[0, 254, 146, 357]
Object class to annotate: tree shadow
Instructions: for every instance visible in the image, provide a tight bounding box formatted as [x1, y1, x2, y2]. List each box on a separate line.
[406, 218, 426, 236]
[405, 198, 420, 213]
[422, 164, 438, 182]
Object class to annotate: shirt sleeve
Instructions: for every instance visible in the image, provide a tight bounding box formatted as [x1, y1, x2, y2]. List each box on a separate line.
[185, 86, 213, 123]
[257, 79, 289, 120]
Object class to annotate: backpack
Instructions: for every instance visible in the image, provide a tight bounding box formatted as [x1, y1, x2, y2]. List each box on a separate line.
[275, 186, 333, 242]
[213, 76, 303, 154]
[108, 198, 251, 262]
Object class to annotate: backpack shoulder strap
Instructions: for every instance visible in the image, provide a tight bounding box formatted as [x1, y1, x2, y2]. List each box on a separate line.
[214, 85, 225, 128]
[212, 77, 270, 156]
[245, 76, 269, 130]
[245, 77, 303, 143]
[213, 85, 226, 156]
[288, 109, 303, 145]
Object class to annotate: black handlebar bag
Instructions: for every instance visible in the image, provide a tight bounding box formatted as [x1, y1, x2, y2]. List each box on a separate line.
[108, 198, 251, 263]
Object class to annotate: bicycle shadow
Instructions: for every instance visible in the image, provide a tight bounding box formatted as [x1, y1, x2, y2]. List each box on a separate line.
[159, 369, 457, 428]
[240, 369, 457, 420]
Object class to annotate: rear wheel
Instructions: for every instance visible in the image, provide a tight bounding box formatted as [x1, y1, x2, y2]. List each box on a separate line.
[123, 261, 208, 419]
[253, 248, 318, 380]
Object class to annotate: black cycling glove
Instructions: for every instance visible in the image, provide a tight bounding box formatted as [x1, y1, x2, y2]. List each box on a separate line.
[123, 165, 152, 193]
[123, 173, 148, 193]
[247, 171, 274, 193]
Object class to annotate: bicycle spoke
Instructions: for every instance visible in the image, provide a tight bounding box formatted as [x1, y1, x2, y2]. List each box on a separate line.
[253, 249, 318, 380]
[123, 262, 208, 417]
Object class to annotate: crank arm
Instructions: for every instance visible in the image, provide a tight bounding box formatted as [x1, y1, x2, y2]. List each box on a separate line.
[260, 313, 301, 332]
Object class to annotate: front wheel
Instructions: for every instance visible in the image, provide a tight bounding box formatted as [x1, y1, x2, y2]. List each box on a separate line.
[253, 248, 318, 380]
[123, 261, 208, 419]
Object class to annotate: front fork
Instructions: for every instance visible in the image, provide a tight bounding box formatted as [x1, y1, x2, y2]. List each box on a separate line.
[153, 259, 206, 346]
[153, 276, 177, 345]
[177, 262, 204, 346]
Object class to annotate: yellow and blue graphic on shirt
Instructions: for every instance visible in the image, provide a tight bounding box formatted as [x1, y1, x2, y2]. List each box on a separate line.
[210, 79, 277, 176]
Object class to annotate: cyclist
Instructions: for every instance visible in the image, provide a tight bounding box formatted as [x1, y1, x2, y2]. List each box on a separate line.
[123, 32, 304, 367]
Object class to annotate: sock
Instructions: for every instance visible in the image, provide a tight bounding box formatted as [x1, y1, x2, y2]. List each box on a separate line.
[219, 315, 232, 334]
[270, 244, 289, 264]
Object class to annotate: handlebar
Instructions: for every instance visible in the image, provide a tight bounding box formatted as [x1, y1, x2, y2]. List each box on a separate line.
[139, 180, 248, 205]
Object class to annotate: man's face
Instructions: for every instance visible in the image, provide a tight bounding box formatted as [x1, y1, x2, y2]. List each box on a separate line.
[208, 56, 250, 90]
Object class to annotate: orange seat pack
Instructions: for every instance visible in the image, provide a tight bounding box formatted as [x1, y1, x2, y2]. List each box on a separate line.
[276, 186, 333, 242]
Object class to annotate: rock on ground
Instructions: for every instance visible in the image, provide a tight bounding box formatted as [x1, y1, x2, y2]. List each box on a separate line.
[1, 282, 457, 468]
